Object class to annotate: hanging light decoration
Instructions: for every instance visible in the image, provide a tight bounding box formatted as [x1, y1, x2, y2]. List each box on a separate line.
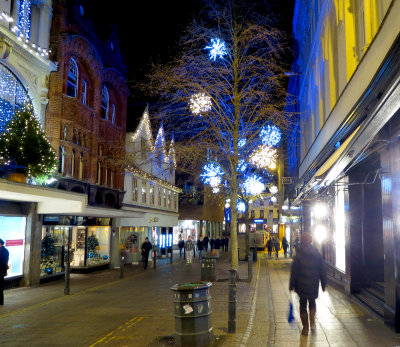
[260, 124, 282, 147]
[249, 145, 277, 170]
[242, 175, 265, 196]
[189, 93, 212, 115]
[201, 162, 224, 188]
[205, 38, 228, 61]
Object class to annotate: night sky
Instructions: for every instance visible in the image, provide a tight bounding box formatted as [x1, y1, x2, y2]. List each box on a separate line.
[88, 0, 295, 130]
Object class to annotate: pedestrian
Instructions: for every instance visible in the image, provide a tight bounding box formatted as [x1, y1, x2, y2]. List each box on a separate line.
[293, 236, 300, 256]
[178, 237, 185, 257]
[203, 235, 209, 251]
[224, 236, 229, 252]
[141, 237, 152, 269]
[273, 236, 280, 259]
[197, 235, 204, 261]
[289, 233, 327, 336]
[214, 237, 221, 258]
[267, 238, 273, 257]
[0, 239, 9, 305]
[282, 237, 289, 258]
[185, 236, 194, 263]
[210, 238, 215, 251]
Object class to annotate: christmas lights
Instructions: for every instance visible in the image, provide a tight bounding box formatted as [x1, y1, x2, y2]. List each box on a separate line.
[205, 38, 228, 61]
[201, 162, 224, 188]
[237, 201, 246, 213]
[18, 0, 31, 40]
[260, 124, 282, 147]
[242, 175, 265, 196]
[189, 93, 212, 115]
[249, 145, 277, 170]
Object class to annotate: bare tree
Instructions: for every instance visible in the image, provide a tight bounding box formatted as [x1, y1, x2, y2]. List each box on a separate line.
[142, 0, 293, 269]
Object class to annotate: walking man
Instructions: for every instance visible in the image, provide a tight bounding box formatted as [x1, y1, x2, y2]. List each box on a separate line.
[289, 233, 327, 336]
[197, 236, 204, 262]
[141, 237, 152, 269]
[0, 239, 9, 305]
[185, 236, 194, 264]
[178, 237, 185, 257]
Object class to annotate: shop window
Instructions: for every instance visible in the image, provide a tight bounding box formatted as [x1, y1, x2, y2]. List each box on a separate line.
[40, 226, 69, 277]
[101, 86, 109, 120]
[132, 177, 138, 202]
[67, 58, 78, 97]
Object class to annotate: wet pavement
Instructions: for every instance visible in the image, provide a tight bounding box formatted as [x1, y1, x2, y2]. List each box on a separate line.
[1, 250, 400, 346]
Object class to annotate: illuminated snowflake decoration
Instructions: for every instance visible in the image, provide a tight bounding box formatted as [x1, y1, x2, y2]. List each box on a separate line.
[189, 93, 212, 115]
[237, 159, 247, 173]
[260, 124, 282, 147]
[242, 175, 265, 196]
[201, 162, 224, 188]
[205, 38, 228, 61]
[238, 138, 246, 148]
[237, 201, 246, 213]
[250, 145, 277, 170]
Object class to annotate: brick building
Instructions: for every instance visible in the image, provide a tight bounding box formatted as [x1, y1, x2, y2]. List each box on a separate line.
[46, 0, 129, 207]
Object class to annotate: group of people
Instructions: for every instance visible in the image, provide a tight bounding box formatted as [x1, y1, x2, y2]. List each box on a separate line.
[178, 235, 229, 264]
[266, 235, 289, 259]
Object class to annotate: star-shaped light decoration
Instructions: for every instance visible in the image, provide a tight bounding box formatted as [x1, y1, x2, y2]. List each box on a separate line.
[242, 175, 265, 196]
[250, 145, 277, 170]
[201, 162, 224, 188]
[205, 38, 228, 61]
[189, 93, 212, 115]
[260, 124, 282, 147]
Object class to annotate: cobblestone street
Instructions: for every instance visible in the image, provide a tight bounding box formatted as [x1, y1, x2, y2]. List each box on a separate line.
[1, 251, 399, 346]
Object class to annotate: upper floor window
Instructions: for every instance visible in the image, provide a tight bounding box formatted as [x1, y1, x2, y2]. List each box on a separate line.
[58, 146, 65, 173]
[132, 177, 138, 202]
[97, 160, 101, 184]
[79, 152, 84, 179]
[101, 86, 109, 119]
[260, 210, 264, 219]
[71, 149, 76, 177]
[150, 184, 155, 205]
[67, 58, 78, 97]
[111, 104, 116, 124]
[82, 80, 87, 105]
[142, 180, 147, 204]
[18, 0, 32, 39]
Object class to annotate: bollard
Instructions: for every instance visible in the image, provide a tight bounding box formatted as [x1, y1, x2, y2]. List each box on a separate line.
[228, 269, 237, 333]
[201, 255, 217, 282]
[248, 249, 253, 282]
[153, 249, 157, 269]
[171, 282, 214, 347]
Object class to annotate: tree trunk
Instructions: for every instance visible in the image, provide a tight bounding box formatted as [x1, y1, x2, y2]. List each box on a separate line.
[230, 187, 239, 269]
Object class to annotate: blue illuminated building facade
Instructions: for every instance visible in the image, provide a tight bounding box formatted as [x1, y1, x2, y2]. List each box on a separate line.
[287, 0, 400, 331]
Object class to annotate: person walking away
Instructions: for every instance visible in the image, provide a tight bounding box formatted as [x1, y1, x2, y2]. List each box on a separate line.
[0, 239, 9, 305]
[273, 236, 280, 259]
[224, 236, 229, 251]
[185, 236, 194, 263]
[282, 237, 289, 258]
[293, 236, 300, 256]
[289, 233, 327, 336]
[197, 236, 204, 262]
[141, 237, 152, 269]
[210, 238, 215, 251]
[178, 237, 185, 257]
[267, 238, 273, 257]
[214, 238, 221, 258]
[203, 235, 209, 251]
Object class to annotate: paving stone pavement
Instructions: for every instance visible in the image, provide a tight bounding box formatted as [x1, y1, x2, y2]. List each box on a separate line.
[1, 250, 400, 346]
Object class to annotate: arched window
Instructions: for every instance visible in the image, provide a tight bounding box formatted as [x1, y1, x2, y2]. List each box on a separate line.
[58, 146, 65, 173]
[71, 149, 76, 177]
[67, 58, 78, 97]
[79, 152, 84, 179]
[101, 86, 109, 119]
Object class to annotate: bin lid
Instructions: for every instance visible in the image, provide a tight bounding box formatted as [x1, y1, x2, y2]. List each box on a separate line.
[171, 282, 212, 291]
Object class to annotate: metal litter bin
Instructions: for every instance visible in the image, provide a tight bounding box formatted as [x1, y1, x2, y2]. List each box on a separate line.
[171, 282, 214, 347]
[201, 256, 217, 282]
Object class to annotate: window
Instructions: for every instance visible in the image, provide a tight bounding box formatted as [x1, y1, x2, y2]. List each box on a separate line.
[168, 190, 171, 208]
[79, 152, 84, 179]
[132, 178, 138, 202]
[260, 210, 264, 219]
[58, 146, 64, 173]
[150, 184, 155, 205]
[174, 192, 177, 210]
[61, 125, 68, 141]
[97, 160, 101, 184]
[142, 180, 147, 204]
[163, 188, 166, 207]
[67, 58, 78, 97]
[101, 86, 109, 119]
[82, 80, 87, 105]
[251, 210, 255, 218]
[158, 186, 162, 206]
[110, 170, 114, 187]
[111, 104, 115, 124]
[71, 149, 76, 177]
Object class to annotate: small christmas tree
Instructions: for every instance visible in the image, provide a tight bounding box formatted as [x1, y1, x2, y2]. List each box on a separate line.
[0, 104, 57, 178]
[41, 233, 56, 259]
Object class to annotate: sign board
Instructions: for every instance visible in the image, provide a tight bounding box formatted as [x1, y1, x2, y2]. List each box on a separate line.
[282, 177, 293, 184]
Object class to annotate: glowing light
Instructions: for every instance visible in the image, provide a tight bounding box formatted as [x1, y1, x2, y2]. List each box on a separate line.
[250, 145, 277, 170]
[271, 196, 277, 203]
[201, 162, 224, 188]
[237, 201, 246, 213]
[270, 185, 278, 194]
[314, 225, 327, 244]
[237, 159, 247, 173]
[242, 175, 265, 196]
[205, 38, 227, 61]
[260, 124, 282, 147]
[313, 203, 328, 218]
[189, 93, 212, 115]
[18, 0, 31, 40]
[238, 138, 246, 148]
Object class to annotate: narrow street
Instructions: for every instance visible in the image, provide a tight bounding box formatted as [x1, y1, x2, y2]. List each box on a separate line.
[1, 251, 399, 346]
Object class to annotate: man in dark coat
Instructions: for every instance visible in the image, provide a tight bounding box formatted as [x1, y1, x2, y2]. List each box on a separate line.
[214, 238, 221, 258]
[282, 237, 289, 258]
[203, 235, 209, 251]
[141, 237, 152, 269]
[289, 233, 326, 336]
[0, 239, 9, 305]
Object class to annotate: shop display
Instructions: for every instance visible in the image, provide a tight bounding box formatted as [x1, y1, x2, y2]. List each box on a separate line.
[40, 227, 68, 277]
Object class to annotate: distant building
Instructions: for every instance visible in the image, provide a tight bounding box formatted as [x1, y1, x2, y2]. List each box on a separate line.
[119, 107, 180, 262]
[288, 0, 400, 331]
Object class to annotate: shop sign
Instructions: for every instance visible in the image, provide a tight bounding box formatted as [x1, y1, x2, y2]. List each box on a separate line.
[6, 239, 24, 246]
[150, 217, 159, 222]
[282, 177, 293, 184]
[253, 219, 264, 223]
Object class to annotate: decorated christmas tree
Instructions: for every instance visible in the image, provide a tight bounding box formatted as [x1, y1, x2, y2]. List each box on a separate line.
[41, 234, 56, 259]
[0, 104, 57, 179]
